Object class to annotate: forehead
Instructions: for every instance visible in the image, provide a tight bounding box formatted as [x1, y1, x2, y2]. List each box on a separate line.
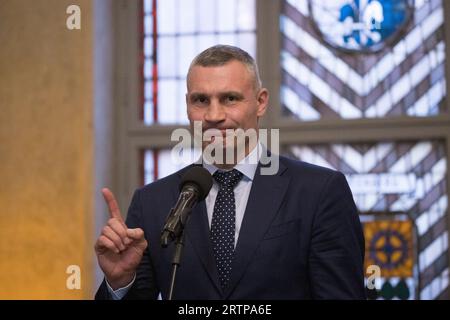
[187, 60, 253, 93]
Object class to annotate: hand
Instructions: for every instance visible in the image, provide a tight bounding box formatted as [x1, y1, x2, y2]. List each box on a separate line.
[94, 188, 148, 290]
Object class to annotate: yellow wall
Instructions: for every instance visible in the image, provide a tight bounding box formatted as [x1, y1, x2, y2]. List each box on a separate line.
[0, 0, 93, 299]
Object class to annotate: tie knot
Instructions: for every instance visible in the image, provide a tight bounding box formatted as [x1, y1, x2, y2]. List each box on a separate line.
[213, 169, 243, 189]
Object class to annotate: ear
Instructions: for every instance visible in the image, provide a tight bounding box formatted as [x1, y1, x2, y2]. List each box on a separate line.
[186, 93, 192, 121]
[256, 88, 269, 117]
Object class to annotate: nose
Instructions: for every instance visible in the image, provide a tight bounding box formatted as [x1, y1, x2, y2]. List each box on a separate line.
[204, 100, 226, 124]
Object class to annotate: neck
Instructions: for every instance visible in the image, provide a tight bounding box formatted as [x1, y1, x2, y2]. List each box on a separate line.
[211, 139, 258, 170]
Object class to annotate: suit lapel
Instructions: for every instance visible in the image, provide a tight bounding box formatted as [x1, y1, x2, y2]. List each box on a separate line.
[184, 200, 223, 294]
[224, 160, 289, 298]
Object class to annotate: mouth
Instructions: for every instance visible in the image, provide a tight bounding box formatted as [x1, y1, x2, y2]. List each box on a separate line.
[204, 127, 236, 133]
[219, 128, 235, 134]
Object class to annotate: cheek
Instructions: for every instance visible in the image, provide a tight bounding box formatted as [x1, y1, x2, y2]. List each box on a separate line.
[187, 107, 202, 120]
[230, 105, 258, 126]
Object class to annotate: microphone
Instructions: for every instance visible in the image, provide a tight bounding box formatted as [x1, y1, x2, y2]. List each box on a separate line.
[161, 166, 213, 247]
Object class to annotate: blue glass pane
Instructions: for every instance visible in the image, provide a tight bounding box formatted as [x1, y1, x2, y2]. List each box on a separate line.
[158, 79, 178, 123]
[144, 101, 154, 124]
[217, 0, 236, 32]
[178, 0, 196, 34]
[144, 150, 155, 184]
[177, 36, 197, 77]
[177, 80, 188, 121]
[237, 32, 256, 58]
[197, 0, 216, 32]
[144, 148, 201, 184]
[144, 58, 152, 79]
[157, 0, 176, 34]
[157, 80, 189, 124]
[144, 14, 153, 35]
[144, 37, 153, 59]
[197, 34, 218, 53]
[157, 36, 177, 78]
[217, 33, 237, 46]
[144, 0, 153, 14]
[159, 150, 191, 178]
[144, 81, 153, 100]
[237, 0, 256, 30]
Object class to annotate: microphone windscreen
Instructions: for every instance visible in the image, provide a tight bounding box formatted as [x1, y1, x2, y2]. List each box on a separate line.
[180, 166, 213, 200]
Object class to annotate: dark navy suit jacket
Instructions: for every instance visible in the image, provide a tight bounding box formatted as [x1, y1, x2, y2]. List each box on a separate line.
[96, 155, 366, 299]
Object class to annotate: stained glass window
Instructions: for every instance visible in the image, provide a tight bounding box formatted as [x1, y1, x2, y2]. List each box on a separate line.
[143, 148, 199, 184]
[285, 140, 448, 299]
[142, 0, 256, 125]
[280, 0, 447, 120]
[144, 149, 176, 184]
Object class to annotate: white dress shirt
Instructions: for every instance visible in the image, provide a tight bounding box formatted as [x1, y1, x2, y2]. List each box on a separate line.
[202, 143, 260, 247]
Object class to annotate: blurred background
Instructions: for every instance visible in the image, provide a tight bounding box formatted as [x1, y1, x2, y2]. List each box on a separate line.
[1, 0, 449, 299]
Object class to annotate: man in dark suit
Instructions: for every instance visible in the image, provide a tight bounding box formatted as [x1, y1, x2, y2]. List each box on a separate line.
[95, 45, 366, 299]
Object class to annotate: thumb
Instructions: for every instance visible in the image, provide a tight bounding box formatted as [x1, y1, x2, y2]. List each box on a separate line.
[127, 228, 145, 240]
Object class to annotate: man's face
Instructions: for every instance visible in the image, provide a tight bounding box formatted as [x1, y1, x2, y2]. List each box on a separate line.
[186, 60, 269, 153]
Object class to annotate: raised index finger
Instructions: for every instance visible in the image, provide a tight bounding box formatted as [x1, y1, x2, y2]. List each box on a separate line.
[101, 188, 124, 222]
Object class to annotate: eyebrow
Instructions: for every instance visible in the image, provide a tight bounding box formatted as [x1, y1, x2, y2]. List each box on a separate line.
[219, 91, 244, 99]
[188, 91, 245, 102]
[188, 92, 209, 101]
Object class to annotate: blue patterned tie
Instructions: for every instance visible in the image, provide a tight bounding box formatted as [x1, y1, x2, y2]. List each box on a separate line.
[210, 169, 243, 289]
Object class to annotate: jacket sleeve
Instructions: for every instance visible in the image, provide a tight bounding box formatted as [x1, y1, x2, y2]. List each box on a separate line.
[309, 171, 367, 299]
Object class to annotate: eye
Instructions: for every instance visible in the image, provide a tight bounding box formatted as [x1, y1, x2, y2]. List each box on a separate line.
[192, 95, 208, 105]
[224, 95, 239, 104]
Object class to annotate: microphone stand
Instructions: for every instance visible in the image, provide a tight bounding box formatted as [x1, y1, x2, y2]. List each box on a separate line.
[168, 232, 185, 300]
[160, 167, 212, 300]
[161, 205, 193, 300]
